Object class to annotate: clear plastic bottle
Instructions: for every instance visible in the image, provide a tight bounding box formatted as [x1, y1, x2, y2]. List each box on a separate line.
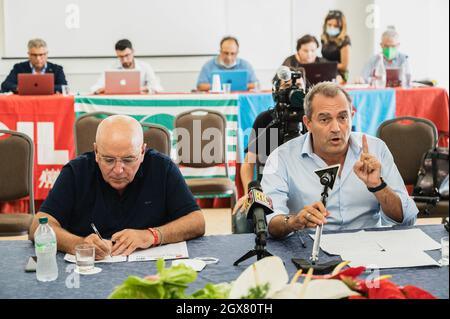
[400, 57, 412, 88]
[34, 217, 58, 282]
[373, 53, 386, 88]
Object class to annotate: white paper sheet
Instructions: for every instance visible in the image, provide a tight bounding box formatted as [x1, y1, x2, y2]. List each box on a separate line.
[64, 241, 189, 263]
[309, 228, 441, 269]
[341, 248, 440, 269]
[128, 241, 189, 262]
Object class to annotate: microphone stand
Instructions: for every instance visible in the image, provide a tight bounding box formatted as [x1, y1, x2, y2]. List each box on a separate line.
[291, 165, 342, 274]
[233, 232, 273, 266]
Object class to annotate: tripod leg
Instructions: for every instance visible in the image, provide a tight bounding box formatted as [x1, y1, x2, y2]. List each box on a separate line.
[233, 250, 258, 266]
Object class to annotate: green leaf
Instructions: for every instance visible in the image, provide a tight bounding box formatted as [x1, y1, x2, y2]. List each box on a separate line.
[191, 283, 232, 299]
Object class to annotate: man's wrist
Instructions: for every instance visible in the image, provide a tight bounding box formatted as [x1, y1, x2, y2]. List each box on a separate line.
[367, 177, 387, 193]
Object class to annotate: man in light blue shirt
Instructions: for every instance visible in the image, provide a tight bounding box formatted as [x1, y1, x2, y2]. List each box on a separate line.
[361, 27, 411, 84]
[262, 82, 418, 238]
[196, 36, 258, 91]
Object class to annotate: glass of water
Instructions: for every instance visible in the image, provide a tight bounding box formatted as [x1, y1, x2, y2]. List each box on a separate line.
[61, 85, 70, 96]
[440, 236, 449, 266]
[75, 244, 95, 273]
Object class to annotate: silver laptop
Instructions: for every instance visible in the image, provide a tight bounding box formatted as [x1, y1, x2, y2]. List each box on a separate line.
[105, 70, 141, 94]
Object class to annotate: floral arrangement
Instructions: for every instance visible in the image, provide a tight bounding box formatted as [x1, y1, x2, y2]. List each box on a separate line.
[108, 257, 436, 299]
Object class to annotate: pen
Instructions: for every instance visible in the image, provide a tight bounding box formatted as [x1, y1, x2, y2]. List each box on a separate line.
[91, 223, 111, 257]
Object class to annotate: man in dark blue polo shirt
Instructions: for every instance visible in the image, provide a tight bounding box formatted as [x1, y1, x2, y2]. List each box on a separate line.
[29, 115, 205, 259]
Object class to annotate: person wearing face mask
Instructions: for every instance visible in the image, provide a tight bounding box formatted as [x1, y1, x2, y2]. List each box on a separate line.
[320, 10, 351, 83]
[273, 34, 329, 86]
[360, 27, 411, 84]
[196, 36, 258, 92]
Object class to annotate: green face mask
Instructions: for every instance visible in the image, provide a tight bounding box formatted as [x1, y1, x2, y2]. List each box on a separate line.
[383, 47, 398, 60]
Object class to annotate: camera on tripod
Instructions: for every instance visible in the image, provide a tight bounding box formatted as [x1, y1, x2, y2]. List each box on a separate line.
[272, 66, 308, 143]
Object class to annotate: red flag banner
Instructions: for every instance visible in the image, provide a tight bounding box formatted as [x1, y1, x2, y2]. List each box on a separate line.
[0, 95, 75, 200]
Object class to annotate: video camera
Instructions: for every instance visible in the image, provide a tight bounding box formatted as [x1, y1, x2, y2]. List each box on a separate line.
[272, 66, 308, 143]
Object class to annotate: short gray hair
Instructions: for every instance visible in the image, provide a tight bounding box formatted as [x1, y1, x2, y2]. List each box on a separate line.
[381, 26, 399, 42]
[304, 82, 352, 119]
[27, 38, 47, 51]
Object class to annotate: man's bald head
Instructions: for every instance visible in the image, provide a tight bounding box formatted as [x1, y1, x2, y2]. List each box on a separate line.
[95, 115, 144, 152]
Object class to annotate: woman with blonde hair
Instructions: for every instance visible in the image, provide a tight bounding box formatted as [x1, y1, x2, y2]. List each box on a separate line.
[321, 10, 351, 82]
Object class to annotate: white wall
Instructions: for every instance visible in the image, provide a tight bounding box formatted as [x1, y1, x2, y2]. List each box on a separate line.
[1, 0, 448, 93]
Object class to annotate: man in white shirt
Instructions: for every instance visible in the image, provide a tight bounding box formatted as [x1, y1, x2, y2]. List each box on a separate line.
[91, 39, 163, 94]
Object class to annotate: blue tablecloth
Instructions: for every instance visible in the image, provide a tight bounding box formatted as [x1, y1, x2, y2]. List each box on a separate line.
[0, 225, 447, 299]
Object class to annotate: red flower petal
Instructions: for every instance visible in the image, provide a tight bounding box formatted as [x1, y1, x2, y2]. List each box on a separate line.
[402, 285, 437, 299]
[368, 280, 406, 299]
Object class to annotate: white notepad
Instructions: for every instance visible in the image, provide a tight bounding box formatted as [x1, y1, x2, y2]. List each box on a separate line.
[64, 241, 188, 263]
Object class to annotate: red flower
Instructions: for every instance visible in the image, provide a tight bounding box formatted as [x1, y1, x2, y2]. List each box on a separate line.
[367, 280, 406, 299]
[402, 285, 437, 299]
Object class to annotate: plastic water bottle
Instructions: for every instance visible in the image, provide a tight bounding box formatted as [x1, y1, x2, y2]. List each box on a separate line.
[211, 74, 222, 92]
[373, 54, 386, 88]
[400, 57, 412, 88]
[35, 217, 58, 282]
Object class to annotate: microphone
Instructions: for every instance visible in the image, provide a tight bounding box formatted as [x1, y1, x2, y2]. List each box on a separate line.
[245, 181, 274, 237]
[320, 172, 332, 186]
[276, 66, 292, 82]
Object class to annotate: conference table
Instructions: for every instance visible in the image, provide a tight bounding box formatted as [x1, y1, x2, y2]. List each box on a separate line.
[0, 87, 448, 210]
[0, 225, 447, 299]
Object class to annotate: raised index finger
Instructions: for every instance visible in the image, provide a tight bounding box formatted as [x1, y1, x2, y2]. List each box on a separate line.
[362, 134, 369, 154]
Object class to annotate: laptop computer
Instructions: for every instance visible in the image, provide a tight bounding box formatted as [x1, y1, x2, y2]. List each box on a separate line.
[386, 68, 401, 87]
[105, 70, 141, 94]
[299, 62, 338, 85]
[211, 70, 248, 91]
[17, 73, 54, 95]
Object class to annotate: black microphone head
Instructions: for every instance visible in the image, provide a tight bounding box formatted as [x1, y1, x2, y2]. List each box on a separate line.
[320, 172, 332, 186]
[248, 180, 262, 191]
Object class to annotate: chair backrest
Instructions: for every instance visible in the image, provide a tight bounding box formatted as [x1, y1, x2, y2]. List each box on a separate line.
[174, 109, 227, 170]
[142, 123, 171, 156]
[376, 116, 438, 185]
[74, 111, 116, 155]
[0, 130, 35, 215]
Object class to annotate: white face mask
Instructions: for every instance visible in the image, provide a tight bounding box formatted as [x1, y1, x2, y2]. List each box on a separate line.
[218, 57, 237, 69]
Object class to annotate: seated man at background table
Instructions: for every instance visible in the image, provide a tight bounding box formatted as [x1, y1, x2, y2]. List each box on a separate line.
[90, 39, 163, 94]
[196, 36, 258, 92]
[29, 115, 204, 259]
[360, 26, 411, 85]
[1, 38, 67, 93]
[262, 82, 418, 238]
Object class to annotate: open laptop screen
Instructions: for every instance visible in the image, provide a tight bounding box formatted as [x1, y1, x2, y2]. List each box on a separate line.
[17, 73, 54, 95]
[211, 70, 248, 91]
[105, 70, 141, 94]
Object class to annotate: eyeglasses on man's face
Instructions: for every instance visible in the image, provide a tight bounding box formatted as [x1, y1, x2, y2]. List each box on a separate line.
[28, 52, 48, 58]
[98, 154, 140, 167]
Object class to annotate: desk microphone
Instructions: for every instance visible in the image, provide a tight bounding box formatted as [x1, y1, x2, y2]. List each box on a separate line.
[246, 181, 273, 236]
[234, 181, 274, 265]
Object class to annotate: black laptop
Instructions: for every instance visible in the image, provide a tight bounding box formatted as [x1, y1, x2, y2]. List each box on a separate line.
[299, 62, 338, 86]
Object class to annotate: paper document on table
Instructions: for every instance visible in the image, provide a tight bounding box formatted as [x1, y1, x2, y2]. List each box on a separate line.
[364, 228, 441, 252]
[341, 248, 440, 269]
[310, 228, 441, 269]
[128, 241, 189, 262]
[64, 254, 127, 263]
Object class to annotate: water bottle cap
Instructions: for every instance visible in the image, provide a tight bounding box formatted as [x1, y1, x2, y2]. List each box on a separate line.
[39, 217, 48, 224]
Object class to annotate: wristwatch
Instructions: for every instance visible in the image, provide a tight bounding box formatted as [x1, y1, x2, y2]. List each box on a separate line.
[367, 177, 387, 193]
